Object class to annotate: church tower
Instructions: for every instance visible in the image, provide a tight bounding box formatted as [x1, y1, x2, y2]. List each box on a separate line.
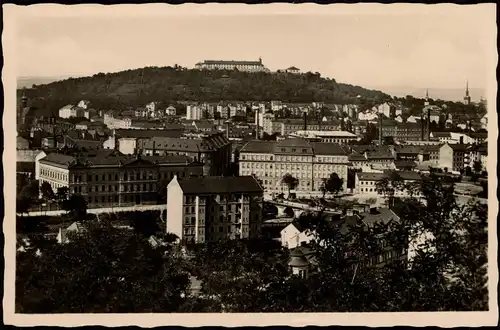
[463, 81, 471, 105]
[424, 89, 430, 106]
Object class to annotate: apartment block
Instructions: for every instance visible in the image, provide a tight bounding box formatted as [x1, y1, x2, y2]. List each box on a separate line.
[166, 176, 264, 244]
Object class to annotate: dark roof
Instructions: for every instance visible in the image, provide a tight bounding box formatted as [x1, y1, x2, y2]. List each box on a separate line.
[115, 129, 184, 139]
[449, 143, 470, 152]
[356, 172, 385, 181]
[202, 60, 264, 66]
[40, 152, 194, 168]
[394, 160, 417, 169]
[16, 162, 35, 173]
[357, 171, 422, 181]
[240, 139, 347, 156]
[178, 176, 263, 195]
[348, 154, 367, 161]
[432, 132, 452, 138]
[287, 66, 299, 70]
[360, 208, 400, 227]
[366, 151, 394, 160]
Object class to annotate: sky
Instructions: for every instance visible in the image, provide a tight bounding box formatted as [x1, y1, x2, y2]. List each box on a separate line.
[13, 4, 495, 98]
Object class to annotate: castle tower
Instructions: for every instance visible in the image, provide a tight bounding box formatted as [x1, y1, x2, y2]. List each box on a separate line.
[464, 80, 471, 105]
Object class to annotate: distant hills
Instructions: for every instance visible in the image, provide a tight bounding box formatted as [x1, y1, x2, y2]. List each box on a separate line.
[17, 75, 80, 89]
[18, 67, 392, 116]
[373, 85, 486, 103]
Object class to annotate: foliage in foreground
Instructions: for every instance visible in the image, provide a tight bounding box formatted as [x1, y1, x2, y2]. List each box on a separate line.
[16, 175, 488, 312]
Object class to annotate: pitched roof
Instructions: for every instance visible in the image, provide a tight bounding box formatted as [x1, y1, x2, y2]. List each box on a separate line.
[239, 139, 347, 156]
[202, 60, 264, 66]
[178, 176, 263, 195]
[360, 208, 400, 227]
[115, 128, 184, 139]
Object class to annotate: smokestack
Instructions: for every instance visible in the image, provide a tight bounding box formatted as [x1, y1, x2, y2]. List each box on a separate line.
[426, 108, 431, 141]
[152, 140, 156, 156]
[378, 115, 383, 145]
[420, 116, 425, 141]
[304, 111, 307, 131]
[255, 110, 260, 140]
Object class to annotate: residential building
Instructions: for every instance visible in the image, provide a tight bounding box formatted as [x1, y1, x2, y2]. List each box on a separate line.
[137, 132, 232, 176]
[439, 143, 470, 172]
[280, 221, 314, 249]
[467, 142, 487, 171]
[288, 245, 318, 279]
[275, 119, 341, 136]
[289, 130, 359, 144]
[103, 113, 132, 129]
[354, 171, 423, 197]
[186, 105, 203, 120]
[166, 176, 264, 244]
[285, 66, 300, 74]
[377, 102, 396, 118]
[58, 104, 89, 119]
[166, 106, 177, 116]
[37, 151, 203, 208]
[195, 58, 269, 72]
[239, 138, 349, 193]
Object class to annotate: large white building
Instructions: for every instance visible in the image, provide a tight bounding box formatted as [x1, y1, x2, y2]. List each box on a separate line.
[289, 130, 359, 144]
[239, 138, 349, 193]
[195, 58, 269, 72]
[186, 105, 203, 120]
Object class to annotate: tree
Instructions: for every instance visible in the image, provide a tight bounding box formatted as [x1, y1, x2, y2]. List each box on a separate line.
[17, 196, 32, 216]
[61, 194, 88, 219]
[19, 180, 39, 202]
[320, 173, 344, 197]
[40, 182, 55, 201]
[16, 220, 191, 313]
[471, 161, 483, 182]
[281, 173, 299, 197]
[56, 187, 69, 203]
[283, 206, 295, 218]
[189, 237, 290, 312]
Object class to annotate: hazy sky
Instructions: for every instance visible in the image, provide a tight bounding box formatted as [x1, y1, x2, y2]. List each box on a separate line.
[15, 4, 494, 91]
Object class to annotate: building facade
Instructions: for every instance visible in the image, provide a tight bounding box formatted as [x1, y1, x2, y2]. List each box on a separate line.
[137, 132, 232, 176]
[239, 138, 349, 193]
[166, 176, 264, 244]
[37, 151, 203, 208]
[195, 58, 269, 72]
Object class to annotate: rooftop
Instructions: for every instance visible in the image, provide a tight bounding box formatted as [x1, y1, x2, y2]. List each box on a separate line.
[291, 130, 358, 138]
[177, 176, 263, 195]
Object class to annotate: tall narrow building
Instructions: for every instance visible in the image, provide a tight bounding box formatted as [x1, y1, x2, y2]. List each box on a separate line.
[463, 81, 471, 105]
[424, 89, 430, 106]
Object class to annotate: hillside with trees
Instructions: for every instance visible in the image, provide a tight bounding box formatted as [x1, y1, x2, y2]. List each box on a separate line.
[18, 66, 391, 117]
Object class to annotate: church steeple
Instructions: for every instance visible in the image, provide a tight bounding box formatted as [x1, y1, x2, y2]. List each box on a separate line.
[424, 88, 430, 106]
[464, 80, 471, 105]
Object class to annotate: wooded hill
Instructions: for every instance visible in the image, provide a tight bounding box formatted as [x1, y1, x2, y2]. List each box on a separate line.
[19, 66, 391, 116]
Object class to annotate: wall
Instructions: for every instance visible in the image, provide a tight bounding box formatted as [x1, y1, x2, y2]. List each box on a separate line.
[166, 178, 184, 240]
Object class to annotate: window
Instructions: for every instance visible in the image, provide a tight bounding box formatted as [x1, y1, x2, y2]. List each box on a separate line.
[219, 226, 223, 233]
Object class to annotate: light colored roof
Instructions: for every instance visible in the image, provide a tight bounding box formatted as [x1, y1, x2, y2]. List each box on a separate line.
[291, 130, 358, 138]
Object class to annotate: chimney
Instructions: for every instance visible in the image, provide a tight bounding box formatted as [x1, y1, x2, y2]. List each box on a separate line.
[255, 110, 260, 140]
[420, 116, 425, 141]
[303, 111, 307, 131]
[152, 140, 156, 156]
[378, 116, 383, 145]
[426, 108, 431, 141]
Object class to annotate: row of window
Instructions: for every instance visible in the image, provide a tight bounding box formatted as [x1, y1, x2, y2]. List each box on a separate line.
[41, 168, 68, 182]
[71, 183, 157, 194]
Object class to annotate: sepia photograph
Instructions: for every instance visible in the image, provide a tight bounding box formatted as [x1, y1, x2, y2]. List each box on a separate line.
[2, 2, 498, 327]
